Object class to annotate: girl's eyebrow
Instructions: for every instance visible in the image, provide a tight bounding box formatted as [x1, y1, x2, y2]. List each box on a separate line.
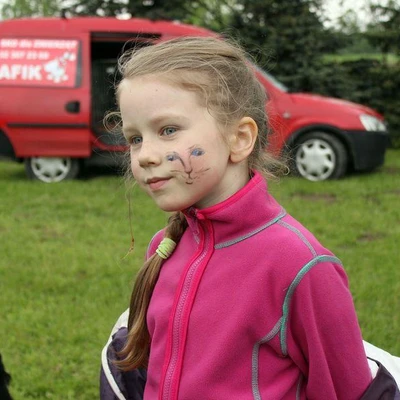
[122, 114, 190, 135]
[149, 114, 190, 127]
[122, 126, 139, 137]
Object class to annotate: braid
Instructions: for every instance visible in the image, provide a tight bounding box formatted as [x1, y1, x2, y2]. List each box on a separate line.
[117, 212, 188, 370]
[164, 211, 188, 244]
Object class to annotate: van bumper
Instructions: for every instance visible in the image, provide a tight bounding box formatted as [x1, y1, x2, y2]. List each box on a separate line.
[342, 130, 390, 171]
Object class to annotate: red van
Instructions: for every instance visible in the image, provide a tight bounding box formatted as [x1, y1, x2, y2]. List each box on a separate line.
[0, 17, 389, 182]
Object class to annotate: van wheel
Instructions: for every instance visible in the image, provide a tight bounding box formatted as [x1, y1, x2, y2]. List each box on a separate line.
[293, 132, 348, 181]
[24, 157, 80, 183]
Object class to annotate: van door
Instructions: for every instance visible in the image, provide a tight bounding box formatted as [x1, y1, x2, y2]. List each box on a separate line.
[1, 34, 91, 158]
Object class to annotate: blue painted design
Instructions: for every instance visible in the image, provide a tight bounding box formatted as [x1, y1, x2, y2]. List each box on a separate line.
[190, 147, 205, 157]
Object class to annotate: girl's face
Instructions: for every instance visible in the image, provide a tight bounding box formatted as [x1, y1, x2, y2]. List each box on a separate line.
[119, 75, 247, 212]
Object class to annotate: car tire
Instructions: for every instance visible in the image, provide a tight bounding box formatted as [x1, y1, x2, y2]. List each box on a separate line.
[24, 157, 80, 183]
[293, 132, 348, 181]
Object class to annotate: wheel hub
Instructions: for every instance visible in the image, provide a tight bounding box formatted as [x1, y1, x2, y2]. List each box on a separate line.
[296, 139, 335, 181]
[30, 157, 72, 183]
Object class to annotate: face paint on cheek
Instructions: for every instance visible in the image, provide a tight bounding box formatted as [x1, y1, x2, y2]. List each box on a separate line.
[166, 151, 188, 172]
[190, 147, 205, 157]
[186, 145, 210, 184]
[166, 150, 193, 183]
[166, 145, 210, 184]
[166, 152, 181, 163]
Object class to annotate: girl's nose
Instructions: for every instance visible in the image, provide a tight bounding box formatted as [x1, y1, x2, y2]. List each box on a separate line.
[137, 141, 162, 167]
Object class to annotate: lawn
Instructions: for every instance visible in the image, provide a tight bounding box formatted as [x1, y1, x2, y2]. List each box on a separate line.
[322, 53, 399, 65]
[1, 150, 399, 399]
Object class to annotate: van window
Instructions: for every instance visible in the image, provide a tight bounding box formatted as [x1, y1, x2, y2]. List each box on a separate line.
[0, 38, 80, 87]
[253, 64, 289, 92]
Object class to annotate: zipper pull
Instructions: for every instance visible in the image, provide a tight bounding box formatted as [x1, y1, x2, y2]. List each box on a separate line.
[195, 210, 206, 221]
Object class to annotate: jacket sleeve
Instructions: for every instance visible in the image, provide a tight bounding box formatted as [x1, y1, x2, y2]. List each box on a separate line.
[100, 327, 147, 400]
[360, 360, 400, 400]
[285, 259, 372, 399]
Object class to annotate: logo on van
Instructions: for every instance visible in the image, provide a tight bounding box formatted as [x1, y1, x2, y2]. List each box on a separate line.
[0, 38, 79, 87]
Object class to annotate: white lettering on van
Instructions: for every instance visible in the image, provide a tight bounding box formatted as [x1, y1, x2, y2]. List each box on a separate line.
[11, 50, 26, 60]
[0, 39, 18, 48]
[1, 39, 78, 51]
[19, 40, 33, 49]
[33, 40, 77, 50]
[0, 64, 42, 80]
[38, 51, 50, 60]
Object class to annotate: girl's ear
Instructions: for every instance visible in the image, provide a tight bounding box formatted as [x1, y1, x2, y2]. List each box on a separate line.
[229, 117, 258, 164]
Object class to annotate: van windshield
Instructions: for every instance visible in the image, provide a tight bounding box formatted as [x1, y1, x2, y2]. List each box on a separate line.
[253, 64, 289, 92]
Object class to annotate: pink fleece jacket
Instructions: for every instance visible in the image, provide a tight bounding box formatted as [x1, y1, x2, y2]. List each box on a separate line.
[144, 171, 372, 399]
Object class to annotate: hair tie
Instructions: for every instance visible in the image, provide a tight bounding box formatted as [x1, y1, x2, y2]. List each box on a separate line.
[156, 238, 176, 260]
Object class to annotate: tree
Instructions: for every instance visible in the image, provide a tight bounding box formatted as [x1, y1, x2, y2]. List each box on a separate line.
[64, 0, 234, 30]
[62, 0, 127, 17]
[65, 0, 199, 20]
[0, 0, 60, 19]
[330, 9, 377, 56]
[365, 0, 400, 62]
[227, 0, 330, 91]
[124, 0, 196, 21]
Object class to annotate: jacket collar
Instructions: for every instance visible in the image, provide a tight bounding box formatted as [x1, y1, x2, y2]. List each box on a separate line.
[183, 171, 285, 248]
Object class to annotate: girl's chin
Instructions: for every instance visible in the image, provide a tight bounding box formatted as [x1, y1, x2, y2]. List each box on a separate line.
[153, 200, 192, 213]
[149, 193, 202, 212]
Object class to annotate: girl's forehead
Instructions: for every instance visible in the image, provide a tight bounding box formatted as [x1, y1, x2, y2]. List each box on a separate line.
[119, 75, 206, 109]
[119, 75, 179, 98]
[122, 73, 173, 87]
[119, 76, 218, 127]
[120, 71, 208, 97]
[118, 73, 230, 132]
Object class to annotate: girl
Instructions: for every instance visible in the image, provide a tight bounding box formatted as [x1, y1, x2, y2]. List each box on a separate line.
[100, 37, 399, 399]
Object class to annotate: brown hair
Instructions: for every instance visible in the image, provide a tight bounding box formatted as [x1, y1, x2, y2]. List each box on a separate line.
[111, 36, 286, 370]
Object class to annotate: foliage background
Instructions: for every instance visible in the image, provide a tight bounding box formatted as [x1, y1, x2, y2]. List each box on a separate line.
[2, 0, 397, 144]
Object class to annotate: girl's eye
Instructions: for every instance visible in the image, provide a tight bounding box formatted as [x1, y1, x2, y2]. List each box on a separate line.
[130, 136, 143, 145]
[161, 127, 177, 136]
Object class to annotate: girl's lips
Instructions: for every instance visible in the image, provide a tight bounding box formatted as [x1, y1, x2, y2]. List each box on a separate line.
[148, 178, 171, 191]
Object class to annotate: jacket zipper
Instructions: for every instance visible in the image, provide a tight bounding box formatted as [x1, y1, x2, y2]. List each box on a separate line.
[160, 217, 213, 400]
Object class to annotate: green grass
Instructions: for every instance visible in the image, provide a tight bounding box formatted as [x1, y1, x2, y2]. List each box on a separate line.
[322, 53, 399, 64]
[1, 151, 400, 398]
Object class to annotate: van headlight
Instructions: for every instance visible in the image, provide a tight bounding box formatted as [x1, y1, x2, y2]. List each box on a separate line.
[360, 114, 387, 132]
